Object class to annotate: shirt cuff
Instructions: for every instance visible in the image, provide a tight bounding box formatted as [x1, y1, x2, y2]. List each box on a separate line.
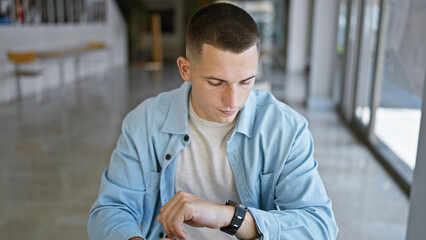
[247, 207, 280, 240]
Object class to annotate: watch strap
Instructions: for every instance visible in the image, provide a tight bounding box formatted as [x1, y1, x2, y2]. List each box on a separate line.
[220, 200, 248, 235]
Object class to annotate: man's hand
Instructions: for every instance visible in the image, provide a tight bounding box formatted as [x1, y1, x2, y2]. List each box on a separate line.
[157, 191, 260, 240]
[157, 191, 235, 239]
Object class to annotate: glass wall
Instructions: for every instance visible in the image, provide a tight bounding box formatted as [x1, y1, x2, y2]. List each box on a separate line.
[373, 0, 426, 170]
[333, 0, 348, 105]
[336, 0, 426, 189]
[341, 0, 361, 120]
[353, 0, 380, 127]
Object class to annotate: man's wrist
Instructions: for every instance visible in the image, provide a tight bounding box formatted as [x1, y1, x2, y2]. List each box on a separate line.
[221, 204, 236, 228]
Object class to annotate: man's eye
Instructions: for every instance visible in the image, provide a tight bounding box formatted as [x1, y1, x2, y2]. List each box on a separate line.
[240, 80, 251, 85]
[208, 81, 222, 86]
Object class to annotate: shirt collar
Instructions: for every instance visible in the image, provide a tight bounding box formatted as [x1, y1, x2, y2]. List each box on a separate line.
[161, 82, 191, 135]
[234, 90, 256, 138]
[162, 81, 257, 138]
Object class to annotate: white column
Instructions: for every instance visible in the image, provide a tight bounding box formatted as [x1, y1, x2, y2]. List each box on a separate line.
[307, 0, 339, 109]
[286, 0, 311, 73]
[406, 70, 426, 240]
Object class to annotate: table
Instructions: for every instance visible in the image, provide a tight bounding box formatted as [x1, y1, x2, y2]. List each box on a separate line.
[36, 43, 110, 85]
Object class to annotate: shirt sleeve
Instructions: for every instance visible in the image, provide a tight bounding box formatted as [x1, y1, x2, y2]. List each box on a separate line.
[87, 116, 146, 240]
[248, 121, 338, 240]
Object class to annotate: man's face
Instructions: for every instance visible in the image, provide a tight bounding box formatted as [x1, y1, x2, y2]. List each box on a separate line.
[178, 44, 258, 123]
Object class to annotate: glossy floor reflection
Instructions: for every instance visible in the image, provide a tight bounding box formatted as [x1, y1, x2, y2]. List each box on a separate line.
[0, 64, 408, 239]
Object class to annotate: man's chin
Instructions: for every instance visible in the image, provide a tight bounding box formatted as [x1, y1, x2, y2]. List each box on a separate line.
[215, 114, 237, 123]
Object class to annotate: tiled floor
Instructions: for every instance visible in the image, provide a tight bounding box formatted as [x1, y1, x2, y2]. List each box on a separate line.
[0, 64, 409, 239]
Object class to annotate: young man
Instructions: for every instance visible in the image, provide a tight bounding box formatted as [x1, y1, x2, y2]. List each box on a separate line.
[88, 3, 338, 240]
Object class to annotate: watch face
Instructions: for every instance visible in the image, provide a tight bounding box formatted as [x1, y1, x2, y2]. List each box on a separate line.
[226, 200, 238, 207]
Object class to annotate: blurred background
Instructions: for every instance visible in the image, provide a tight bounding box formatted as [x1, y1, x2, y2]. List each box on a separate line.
[0, 0, 425, 239]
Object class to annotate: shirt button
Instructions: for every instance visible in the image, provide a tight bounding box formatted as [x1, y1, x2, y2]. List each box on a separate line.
[183, 135, 190, 141]
[165, 154, 171, 160]
[159, 232, 164, 238]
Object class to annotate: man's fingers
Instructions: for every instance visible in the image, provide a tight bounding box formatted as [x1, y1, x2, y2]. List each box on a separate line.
[161, 211, 186, 240]
[171, 221, 187, 240]
[162, 219, 174, 240]
[160, 193, 191, 239]
[163, 211, 187, 240]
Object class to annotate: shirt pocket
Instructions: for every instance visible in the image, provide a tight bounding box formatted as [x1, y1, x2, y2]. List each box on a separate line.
[257, 172, 276, 211]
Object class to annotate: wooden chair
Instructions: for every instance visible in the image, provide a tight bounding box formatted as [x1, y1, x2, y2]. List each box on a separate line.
[7, 51, 45, 104]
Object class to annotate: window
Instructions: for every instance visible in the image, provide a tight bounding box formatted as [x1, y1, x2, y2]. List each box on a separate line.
[353, 0, 380, 127]
[333, 0, 348, 105]
[373, 0, 426, 170]
[336, 0, 426, 189]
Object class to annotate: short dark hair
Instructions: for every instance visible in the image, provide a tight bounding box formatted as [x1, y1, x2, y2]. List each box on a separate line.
[186, 2, 260, 61]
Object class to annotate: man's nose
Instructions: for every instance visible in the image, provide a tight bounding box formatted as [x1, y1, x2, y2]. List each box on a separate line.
[223, 85, 239, 109]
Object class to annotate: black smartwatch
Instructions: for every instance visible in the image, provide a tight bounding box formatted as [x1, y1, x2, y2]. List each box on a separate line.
[220, 200, 248, 235]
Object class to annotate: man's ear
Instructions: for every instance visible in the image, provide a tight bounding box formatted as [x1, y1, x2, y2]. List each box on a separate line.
[177, 56, 191, 82]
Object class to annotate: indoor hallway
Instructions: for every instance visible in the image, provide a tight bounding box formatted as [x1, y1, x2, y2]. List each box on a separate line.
[0, 64, 409, 239]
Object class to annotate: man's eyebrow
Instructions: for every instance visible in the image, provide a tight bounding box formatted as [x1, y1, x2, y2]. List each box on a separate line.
[202, 75, 256, 82]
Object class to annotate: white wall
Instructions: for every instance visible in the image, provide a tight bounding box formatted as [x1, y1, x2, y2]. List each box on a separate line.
[0, 0, 127, 104]
[307, 0, 339, 109]
[286, 0, 311, 73]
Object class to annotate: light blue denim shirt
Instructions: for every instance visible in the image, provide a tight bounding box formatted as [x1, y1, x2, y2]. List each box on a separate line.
[88, 82, 338, 240]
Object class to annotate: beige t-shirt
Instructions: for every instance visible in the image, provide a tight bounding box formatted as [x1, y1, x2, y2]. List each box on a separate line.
[175, 96, 241, 239]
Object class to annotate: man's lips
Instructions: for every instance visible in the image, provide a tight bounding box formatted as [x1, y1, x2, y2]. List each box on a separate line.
[219, 109, 237, 116]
